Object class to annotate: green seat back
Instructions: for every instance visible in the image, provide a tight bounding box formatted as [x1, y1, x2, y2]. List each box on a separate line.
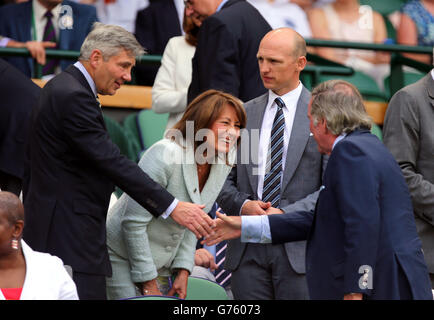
[383, 71, 425, 99]
[137, 109, 169, 149]
[319, 71, 387, 101]
[185, 277, 228, 300]
[359, 0, 405, 15]
[371, 123, 383, 141]
[123, 112, 144, 155]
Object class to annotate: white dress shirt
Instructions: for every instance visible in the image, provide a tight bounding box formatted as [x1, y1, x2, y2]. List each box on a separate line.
[256, 82, 302, 200]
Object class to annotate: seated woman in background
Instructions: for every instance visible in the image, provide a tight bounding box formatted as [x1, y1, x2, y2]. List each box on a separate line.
[397, 0, 434, 65]
[308, 0, 390, 89]
[0, 191, 78, 300]
[151, 9, 201, 131]
[105, 90, 246, 300]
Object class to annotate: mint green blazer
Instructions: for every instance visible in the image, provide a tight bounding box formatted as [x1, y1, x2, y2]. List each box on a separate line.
[106, 138, 235, 283]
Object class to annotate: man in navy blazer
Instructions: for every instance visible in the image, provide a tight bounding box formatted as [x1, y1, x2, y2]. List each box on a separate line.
[0, 59, 40, 196]
[186, 0, 271, 103]
[134, 0, 182, 86]
[205, 79, 433, 300]
[23, 23, 214, 300]
[0, 0, 97, 77]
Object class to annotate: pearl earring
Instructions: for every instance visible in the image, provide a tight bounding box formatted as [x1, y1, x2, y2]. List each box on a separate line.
[11, 239, 19, 250]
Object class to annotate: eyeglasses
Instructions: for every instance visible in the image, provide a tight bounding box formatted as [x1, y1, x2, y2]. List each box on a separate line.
[184, 0, 193, 9]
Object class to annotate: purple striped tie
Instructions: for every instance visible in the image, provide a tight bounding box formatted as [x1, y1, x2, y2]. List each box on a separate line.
[42, 10, 58, 76]
[262, 97, 286, 208]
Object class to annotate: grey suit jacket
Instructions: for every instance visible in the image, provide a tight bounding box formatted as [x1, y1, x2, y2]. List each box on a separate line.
[106, 139, 235, 282]
[383, 71, 434, 273]
[217, 87, 327, 273]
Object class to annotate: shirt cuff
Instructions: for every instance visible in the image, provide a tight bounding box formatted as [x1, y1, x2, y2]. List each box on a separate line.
[241, 215, 272, 244]
[0, 37, 10, 48]
[161, 199, 179, 219]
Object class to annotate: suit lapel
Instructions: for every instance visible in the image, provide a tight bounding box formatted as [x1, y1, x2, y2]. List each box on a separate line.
[424, 72, 434, 109]
[246, 93, 269, 194]
[182, 146, 202, 205]
[281, 86, 311, 192]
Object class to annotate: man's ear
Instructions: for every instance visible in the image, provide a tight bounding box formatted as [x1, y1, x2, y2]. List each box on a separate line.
[297, 55, 307, 72]
[89, 49, 103, 68]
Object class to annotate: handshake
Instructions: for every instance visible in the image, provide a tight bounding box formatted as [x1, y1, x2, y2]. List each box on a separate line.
[201, 200, 283, 246]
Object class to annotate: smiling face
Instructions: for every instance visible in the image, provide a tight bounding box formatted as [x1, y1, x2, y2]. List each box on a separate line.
[92, 49, 135, 96]
[207, 103, 241, 154]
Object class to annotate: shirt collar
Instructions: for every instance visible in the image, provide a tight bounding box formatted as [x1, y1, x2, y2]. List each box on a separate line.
[216, 0, 229, 12]
[332, 133, 347, 151]
[33, 0, 61, 24]
[74, 61, 98, 99]
[268, 81, 303, 110]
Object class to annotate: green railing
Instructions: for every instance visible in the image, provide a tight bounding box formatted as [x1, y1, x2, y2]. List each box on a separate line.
[1, 39, 431, 97]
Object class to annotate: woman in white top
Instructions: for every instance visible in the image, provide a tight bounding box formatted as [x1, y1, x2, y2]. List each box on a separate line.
[151, 9, 201, 131]
[0, 191, 78, 300]
[308, 0, 390, 89]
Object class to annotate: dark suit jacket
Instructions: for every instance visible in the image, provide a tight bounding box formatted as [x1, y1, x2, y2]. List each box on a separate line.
[0, 58, 40, 181]
[23, 65, 174, 276]
[217, 88, 326, 274]
[268, 129, 432, 299]
[134, 0, 181, 85]
[383, 72, 434, 274]
[0, 0, 97, 77]
[187, 0, 271, 103]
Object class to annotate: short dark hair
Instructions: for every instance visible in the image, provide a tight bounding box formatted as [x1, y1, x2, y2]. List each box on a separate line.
[0, 191, 24, 226]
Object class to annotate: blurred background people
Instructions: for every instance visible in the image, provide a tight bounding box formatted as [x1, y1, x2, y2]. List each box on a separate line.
[308, 0, 390, 89]
[397, 0, 434, 65]
[0, 0, 98, 78]
[151, 9, 201, 130]
[0, 191, 78, 300]
[105, 90, 246, 300]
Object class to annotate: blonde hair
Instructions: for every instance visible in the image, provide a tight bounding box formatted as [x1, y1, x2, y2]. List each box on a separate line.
[310, 80, 372, 135]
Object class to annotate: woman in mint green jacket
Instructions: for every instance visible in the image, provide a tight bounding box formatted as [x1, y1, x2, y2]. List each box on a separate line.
[106, 90, 246, 300]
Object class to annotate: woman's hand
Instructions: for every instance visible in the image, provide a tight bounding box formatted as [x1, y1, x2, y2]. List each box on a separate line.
[136, 279, 162, 296]
[168, 269, 189, 299]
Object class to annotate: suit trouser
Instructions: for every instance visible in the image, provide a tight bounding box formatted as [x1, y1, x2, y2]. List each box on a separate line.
[231, 243, 309, 300]
[73, 271, 107, 300]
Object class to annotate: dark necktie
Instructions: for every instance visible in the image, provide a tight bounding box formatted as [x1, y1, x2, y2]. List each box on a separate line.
[42, 10, 58, 76]
[262, 97, 286, 208]
[209, 203, 231, 288]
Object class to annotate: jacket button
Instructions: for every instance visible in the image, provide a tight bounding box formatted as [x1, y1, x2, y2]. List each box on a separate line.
[165, 246, 172, 252]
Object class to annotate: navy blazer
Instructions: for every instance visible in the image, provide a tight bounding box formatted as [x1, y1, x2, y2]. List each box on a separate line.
[0, 59, 40, 180]
[187, 0, 271, 103]
[0, 0, 97, 77]
[268, 129, 432, 299]
[23, 65, 174, 276]
[134, 0, 181, 86]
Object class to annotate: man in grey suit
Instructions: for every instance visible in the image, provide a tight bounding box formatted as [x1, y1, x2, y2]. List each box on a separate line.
[383, 69, 434, 287]
[217, 28, 327, 299]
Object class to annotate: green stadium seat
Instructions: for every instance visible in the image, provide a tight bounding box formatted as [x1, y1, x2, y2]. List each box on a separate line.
[185, 277, 229, 300]
[371, 123, 383, 141]
[383, 71, 425, 99]
[123, 112, 144, 155]
[359, 0, 405, 16]
[319, 71, 388, 101]
[137, 109, 169, 149]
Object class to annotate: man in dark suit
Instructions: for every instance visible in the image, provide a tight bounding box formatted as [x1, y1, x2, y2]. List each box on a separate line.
[0, 59, 41, 196]
[206, 79, 433, 300]
[383, 69, 434, 288]
[186, 0, 271, 103]
[0, 0, 98, 77]
[23, 23, 214, 300]
[216, 28, 327, 300]
[134, 0, 182, 85]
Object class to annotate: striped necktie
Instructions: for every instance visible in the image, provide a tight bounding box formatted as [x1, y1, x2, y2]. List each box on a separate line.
[262, 97, 286, 208]
[210, 203, 231, 288]
[42, 10, 58, 76]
